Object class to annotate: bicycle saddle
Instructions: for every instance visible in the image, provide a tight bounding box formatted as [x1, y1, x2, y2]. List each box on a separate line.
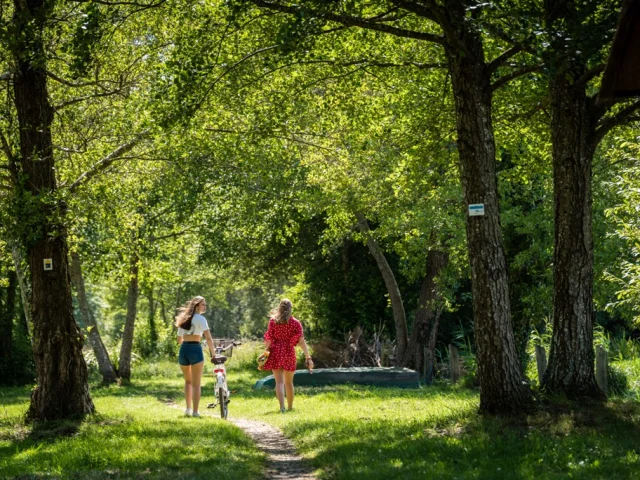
[212, 355, 227, 364]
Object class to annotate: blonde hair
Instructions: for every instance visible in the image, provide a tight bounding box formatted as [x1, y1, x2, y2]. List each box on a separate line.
[270, 298, 293, 324]
[175, 296, 205, 331]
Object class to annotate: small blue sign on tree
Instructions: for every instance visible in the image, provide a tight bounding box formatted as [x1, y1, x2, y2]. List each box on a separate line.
[468, 204, 485, 216]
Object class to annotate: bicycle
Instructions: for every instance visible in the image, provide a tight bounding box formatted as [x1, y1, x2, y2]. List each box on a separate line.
[207, 341, 240, 419]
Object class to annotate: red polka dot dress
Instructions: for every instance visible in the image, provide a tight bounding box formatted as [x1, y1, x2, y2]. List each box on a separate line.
[263, 317, 303, 372]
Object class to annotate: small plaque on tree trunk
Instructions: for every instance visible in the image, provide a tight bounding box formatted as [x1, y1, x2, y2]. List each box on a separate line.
[44, 259, 53, 270]
[468, 204, 485, 216]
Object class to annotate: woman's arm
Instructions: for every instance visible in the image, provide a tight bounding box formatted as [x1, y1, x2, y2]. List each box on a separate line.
[177, 335, 183, 345]
[297, 336, 311, 359]
[203, 330, 215, 359]
[264, 318, 274, 351]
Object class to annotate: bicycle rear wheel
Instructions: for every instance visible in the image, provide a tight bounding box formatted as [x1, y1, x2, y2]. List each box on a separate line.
[219, 387, 228, 419]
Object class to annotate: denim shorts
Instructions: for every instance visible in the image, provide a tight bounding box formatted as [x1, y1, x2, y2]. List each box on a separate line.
[178, 341, 204, 366]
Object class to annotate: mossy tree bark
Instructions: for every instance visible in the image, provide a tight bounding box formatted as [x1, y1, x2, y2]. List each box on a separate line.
[11, 0, 94, 421]
[445, 0, 532, 413]
[542, 61, 603, 398]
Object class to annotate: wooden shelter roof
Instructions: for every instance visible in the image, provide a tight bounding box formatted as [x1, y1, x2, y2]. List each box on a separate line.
[598, 0, 640, 103]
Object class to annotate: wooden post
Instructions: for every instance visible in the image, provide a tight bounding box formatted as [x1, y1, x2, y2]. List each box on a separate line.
[596, 346, 608, 395]
[424, 347, 435, 385]
[381, 343, 390, 367]
[534, 345, 547, 383]
[449, 344, 460, 384]
[423, 347, 428, 382]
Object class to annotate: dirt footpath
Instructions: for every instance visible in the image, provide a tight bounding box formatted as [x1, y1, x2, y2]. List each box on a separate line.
[229, 416, 316, 480]
[164, 400, 316, 479]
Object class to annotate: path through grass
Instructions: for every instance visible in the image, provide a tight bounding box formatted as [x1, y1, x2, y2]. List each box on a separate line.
[0, 371, 265, 479]
[2, 352, 640, 479]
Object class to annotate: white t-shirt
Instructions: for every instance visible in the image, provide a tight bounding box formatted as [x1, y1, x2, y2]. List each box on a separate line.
[177, 313, 210, 336]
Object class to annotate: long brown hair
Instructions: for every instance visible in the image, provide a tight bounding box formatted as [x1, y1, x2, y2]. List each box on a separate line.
[175, 296, 205, 331]
[270, 298, 293, 324]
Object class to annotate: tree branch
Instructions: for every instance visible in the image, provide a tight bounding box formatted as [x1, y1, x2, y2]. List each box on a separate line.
[236, 57, 444, 92]
[0, 129, 15, 164]
[66, 134, 149, 193]
[53, 88, 127, 110]
[487, 46, 523, 74]
[390, 0, 439, 22]
[481, 22, 539, 58]
[491, 64, 542, 92]
[576, 64, 605, 88]
[149, 227, 196, 243]
[594, 99, 640, 144]
[70, 0, 165, 7]
[53, 145, 87, 154]
[191, 45, 280, 114]
[250, 0, 446, 45]
[205, 127, 338, 154]
[46, 71, 105, 88]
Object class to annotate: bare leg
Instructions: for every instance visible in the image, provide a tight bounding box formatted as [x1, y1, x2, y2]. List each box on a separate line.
[191, 361, 204, 414]
[284, 370, 295, 410]
[272, 369, 285, 410]
[180, 364, 192, 411]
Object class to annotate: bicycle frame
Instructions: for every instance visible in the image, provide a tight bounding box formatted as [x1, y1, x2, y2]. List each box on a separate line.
[207, 341, 239, 418]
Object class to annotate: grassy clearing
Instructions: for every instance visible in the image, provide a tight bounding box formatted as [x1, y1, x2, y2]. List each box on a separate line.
[234, 381, 640, 479]
[230, 343, 640, 480]
[0, 363, 265, 480]
[2, 345, 640, 479]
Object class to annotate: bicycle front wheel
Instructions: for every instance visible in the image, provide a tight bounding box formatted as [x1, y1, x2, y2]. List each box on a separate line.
[219, 387, 228, 419]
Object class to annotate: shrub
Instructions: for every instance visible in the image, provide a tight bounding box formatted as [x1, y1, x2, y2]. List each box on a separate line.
[608, 364, 630, 396]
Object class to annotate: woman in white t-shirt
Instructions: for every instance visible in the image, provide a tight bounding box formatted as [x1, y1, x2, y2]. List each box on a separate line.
[175, 296, 215, 417]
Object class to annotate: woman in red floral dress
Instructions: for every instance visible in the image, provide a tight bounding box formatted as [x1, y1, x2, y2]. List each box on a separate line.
[263, 299, 313, 412]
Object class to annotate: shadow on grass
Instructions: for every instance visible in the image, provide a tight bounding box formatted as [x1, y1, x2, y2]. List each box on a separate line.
[279, 398, 640, 480]
[0, 405, 264, 480]
[0, 386, 33, 407]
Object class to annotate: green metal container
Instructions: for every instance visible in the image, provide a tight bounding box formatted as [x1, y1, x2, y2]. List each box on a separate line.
[254, 367, 420, 390]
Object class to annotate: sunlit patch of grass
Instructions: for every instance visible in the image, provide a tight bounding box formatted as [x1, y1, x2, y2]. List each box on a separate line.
[614, 357, 640, 399]
[234, 354, 640, 480]
[0, 380, 265, 479]
[3, 349, 640, 479]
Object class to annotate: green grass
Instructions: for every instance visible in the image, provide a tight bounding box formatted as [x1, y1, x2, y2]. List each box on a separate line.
[234, 381, 640, 479]
[0, 363, 265, 479]
[614, 357, 640, 398]
[2, 347, 640, 479]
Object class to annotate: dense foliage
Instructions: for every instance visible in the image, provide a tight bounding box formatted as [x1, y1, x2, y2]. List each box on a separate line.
[0, 0, 638, 403]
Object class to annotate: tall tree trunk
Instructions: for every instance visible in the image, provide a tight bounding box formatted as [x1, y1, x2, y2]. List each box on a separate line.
[542, 56, 602, 398]
[12, 0, 94, 421]
[354, 212, 408, 362]
[11, 244, 32, 343]
[445, 0, 532, 413]
[119, 254, 139, 381]
[69, 251, 119, 385]
[401, 250, 449, 370]
[0, 271, 17, 365]
[160, 298, 168, 325]
[147, 285, 157, 353]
